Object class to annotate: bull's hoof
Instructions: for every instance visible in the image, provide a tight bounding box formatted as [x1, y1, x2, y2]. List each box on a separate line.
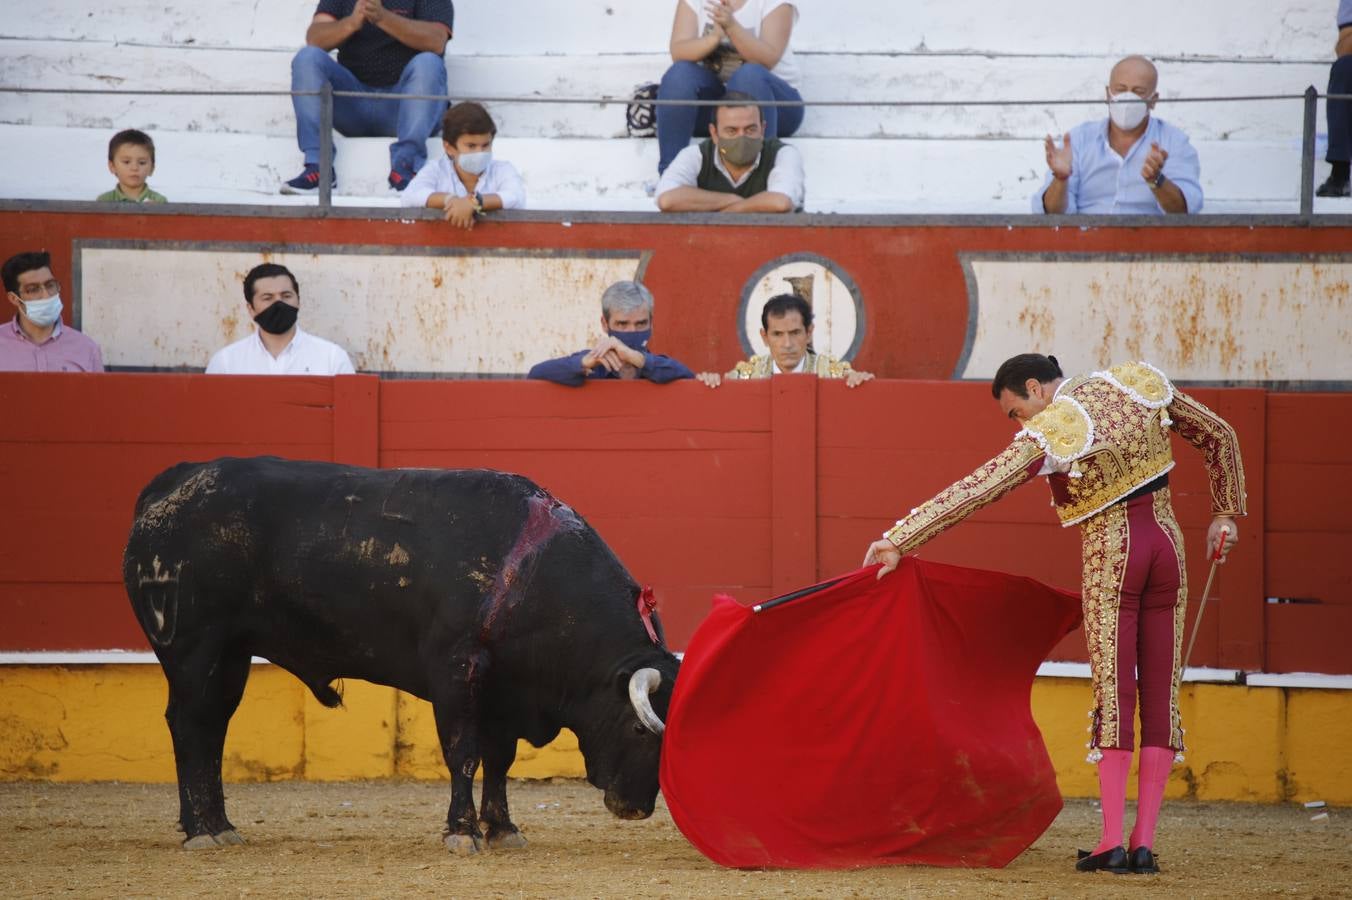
[443, 833, 482, 855]
[182, 829, 246, 850]
[486, 830, 528, 851]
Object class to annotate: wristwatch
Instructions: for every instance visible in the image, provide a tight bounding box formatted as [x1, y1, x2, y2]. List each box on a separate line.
[1151, 170, 1167, 189]
[471, 191, 485, 216]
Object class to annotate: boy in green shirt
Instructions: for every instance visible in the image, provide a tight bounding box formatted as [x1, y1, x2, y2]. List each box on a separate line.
[97, 129, 167, 203]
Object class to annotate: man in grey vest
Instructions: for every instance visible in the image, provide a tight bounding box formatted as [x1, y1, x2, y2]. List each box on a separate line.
[655, 91, 804, 213]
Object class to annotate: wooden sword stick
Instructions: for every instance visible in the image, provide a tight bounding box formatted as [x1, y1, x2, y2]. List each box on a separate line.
[1182, 526, 1229, 672]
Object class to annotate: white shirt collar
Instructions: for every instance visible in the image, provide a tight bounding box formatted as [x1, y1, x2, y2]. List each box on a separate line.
[252, 325, 303, 358]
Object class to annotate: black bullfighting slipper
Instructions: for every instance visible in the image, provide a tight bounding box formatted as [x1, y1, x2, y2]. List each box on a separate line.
[1129, 846, 1160, 874]
[1075, 845, 1130, 873]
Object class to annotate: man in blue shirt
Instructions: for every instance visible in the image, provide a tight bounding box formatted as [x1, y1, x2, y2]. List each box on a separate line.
[527, 281, 695, 387]
[1033, 56, 1202, 215]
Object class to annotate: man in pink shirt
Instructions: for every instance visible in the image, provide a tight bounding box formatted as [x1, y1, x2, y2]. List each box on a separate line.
[1, 251, 104, 372]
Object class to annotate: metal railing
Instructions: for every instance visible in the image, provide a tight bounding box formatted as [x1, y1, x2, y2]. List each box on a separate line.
[1, 84, 1344, 217]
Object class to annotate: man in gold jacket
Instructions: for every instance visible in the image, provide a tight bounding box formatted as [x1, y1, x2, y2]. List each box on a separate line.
[696, 294, 874, 388]
[864, 353, 1245, 876]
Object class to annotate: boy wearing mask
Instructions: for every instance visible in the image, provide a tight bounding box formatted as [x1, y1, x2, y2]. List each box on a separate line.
[401, 101, 526, 229]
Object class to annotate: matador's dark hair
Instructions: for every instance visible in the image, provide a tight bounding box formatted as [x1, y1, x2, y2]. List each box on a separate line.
[991, 353, 1064, 399]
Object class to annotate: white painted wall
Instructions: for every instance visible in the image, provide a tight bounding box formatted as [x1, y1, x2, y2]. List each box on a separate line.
[0, 1, 1342, 212]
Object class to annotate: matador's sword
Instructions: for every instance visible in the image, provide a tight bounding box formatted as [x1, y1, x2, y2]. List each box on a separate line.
[1181, 526, 1229, 672]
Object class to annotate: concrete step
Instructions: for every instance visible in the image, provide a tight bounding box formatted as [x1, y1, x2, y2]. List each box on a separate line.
[0, 39, 1325, 143]
[7, 0, 1333, 59]
[0, 124, 1319, 214]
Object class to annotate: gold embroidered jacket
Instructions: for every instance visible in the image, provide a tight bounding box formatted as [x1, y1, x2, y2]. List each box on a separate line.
[884, 361, 1247, 552]
[727, 352, 855, 379]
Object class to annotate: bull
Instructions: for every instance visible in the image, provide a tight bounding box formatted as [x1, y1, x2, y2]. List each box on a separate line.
[123, 457, 679, 852]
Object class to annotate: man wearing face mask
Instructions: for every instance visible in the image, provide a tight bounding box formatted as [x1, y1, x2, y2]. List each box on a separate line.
[401, 101, 525, 229]
[1034, 56, 1202, 215]
[527, 281, 694, 386]
[1, 251, 104, 372]
[206, 263, 356, 375]
[655, 91, 804, 213]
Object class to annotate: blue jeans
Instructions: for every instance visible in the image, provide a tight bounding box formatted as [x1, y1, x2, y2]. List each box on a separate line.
[1327, 55, 1352, 163]
[656, 60, 805, 173]
[291, 45, 448, 173]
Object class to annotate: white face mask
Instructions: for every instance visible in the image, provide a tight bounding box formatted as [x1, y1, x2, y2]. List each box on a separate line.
[1107, 91, 1150, 130]
[21, 294, 63, 328]
[456, 151, 492, 176]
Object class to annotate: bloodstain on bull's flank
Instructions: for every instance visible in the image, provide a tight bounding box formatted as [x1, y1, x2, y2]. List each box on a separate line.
[479, 493, 584, 644]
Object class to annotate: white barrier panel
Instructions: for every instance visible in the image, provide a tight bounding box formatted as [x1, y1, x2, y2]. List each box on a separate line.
[956, 254, 1352, 383]
[75, 243, 645, 375]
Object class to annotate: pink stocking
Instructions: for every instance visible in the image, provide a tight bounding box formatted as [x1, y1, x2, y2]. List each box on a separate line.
[1129, 746, 1174, 850]
[1093, 748, 1133, 854]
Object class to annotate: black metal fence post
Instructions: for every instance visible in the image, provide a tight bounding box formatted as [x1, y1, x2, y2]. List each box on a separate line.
[319, 83, 334, 210]
[1300, 85, 1317, 219]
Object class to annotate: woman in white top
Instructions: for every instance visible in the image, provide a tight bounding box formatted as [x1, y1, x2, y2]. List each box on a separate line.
[657, 0, 802, 174]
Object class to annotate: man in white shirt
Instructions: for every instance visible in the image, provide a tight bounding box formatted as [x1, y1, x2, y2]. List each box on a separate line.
[206, 263, 356, 376]
[656, 92, 804, 213]
[1034, 56, 1202, 216]
[400, 101, 526, 229]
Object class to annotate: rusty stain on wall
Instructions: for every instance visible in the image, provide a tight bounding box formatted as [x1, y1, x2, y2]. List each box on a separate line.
[81, 248, 644, 373]
[962, 259, 1352, 382]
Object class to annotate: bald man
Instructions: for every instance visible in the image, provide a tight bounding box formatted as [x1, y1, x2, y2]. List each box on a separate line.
[1034, 56, 1202, 215]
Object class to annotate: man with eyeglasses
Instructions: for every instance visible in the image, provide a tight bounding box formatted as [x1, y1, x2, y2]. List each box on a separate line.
[1, 251, 104, 372]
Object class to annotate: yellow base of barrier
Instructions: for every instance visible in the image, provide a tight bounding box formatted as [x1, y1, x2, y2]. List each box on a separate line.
[2, 666, 1348, 803]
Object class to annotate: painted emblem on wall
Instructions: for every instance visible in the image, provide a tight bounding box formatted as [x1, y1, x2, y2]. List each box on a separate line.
[737, 253, 865, 360]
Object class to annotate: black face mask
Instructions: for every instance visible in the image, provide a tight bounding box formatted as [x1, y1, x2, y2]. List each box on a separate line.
[253, 301, 298, 335]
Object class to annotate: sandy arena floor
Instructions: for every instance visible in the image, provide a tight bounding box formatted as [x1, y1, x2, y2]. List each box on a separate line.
[1, 779, 1347, 898]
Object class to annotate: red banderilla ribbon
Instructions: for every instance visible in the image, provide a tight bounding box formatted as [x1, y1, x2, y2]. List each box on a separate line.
[637, 586, 660, 645]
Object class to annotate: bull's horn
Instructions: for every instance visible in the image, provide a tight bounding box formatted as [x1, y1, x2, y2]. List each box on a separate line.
[628, 668, 666, 735]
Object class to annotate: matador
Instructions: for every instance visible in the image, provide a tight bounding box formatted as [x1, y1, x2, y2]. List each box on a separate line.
[864, 353, 1245, 876]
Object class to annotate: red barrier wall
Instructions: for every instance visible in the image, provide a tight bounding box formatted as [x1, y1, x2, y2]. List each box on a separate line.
[5, 207, 1352, 380]
[2, 373, 1347, 673]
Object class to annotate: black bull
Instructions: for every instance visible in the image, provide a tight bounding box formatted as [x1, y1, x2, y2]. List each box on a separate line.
[123, 457, 679, 852]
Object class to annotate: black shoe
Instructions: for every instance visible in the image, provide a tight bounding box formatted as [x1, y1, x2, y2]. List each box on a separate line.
[1129, 846, 1160, 874]
[1075, 845, 1130, 873]
[1316, 176, 1351, 198]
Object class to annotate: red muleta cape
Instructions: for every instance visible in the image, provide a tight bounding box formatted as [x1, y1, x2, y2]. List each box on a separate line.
[660, 558, 1081, 870]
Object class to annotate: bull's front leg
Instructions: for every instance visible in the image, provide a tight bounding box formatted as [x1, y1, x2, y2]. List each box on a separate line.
[432, 652, 487, 855]
[479, 726, 526, 850]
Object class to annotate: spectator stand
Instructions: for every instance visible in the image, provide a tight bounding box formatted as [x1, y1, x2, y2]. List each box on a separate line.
[0, 0, 1347, 213]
